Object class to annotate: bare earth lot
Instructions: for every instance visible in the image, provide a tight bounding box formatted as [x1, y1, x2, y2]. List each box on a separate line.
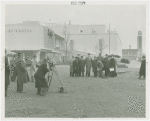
[5, 65, 145, 118]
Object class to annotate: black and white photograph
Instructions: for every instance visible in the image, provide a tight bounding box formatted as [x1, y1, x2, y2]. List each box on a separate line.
[1, 1, 149, 119]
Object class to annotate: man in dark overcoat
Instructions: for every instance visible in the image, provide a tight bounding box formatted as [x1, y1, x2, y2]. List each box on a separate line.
[69, 56, 74, 77]
[85, 53, 92, 77]
[104, 54, 110, 78]
[73, 57, 79, 77]
[109, 54, 117, 77]
[139, 56, 146, 79]
[92, 56, 98, 77]
[81, 56, 85, 77]
[34, 59, 50, 96]
[16, 53, 28, 93]
[77, 54, 82, 77]
[5, 50, 10, 97]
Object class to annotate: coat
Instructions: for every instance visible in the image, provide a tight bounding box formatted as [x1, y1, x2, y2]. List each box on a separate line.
[77, 57, 82, 67]
[104, 57, 110, 69]
[69, 59, 74, 72]
[34, 63, 49, 88]
[92, 59, 97, 72]
[109, 58, 116, 72]
[97, 56, 104, 65]
[97, 60, 104, 71]
[85, 57, 92, 72]
[81, 59, 85, 72]
[5, 57, 10, 86]
[16, 58, 28, 84]
[139, 59, 146, 76]
[73, 60, 79, 73]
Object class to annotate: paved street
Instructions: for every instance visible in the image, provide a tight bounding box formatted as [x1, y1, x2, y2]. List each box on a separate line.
[5, 65, 145, 118]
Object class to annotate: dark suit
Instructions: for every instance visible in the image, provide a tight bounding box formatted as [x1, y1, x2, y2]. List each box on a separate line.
[73, 60, 79, 77]
[34, 63, 49, 93]
[5, 57, 10, 96]
[77, 57, 82, 77]
[81, 59, 85, 77]
[104, 57, 110, 77]
[92, 59, 97, 77]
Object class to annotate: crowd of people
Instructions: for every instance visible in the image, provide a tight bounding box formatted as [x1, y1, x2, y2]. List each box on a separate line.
[69, 53, 118, 78]
[5, 50, 54, 97]
[5, 50, 146, 97]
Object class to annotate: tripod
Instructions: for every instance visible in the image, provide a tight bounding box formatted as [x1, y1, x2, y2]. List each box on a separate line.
[47, 66, 68, 93]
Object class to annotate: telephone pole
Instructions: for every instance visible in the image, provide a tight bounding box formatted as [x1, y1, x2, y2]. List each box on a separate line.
[109, 23, 110, 55]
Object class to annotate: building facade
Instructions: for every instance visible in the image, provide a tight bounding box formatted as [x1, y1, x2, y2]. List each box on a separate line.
[50, 24, 122, 57]
[5, 21, 94, 63]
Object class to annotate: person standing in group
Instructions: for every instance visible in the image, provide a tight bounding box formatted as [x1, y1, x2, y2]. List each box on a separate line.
[69, 56, 74, 77]
[31, 55, 37, 82]
[26, 56, 32, 82]
[109, 54, 117, 77]
[34, 58, 50, 96]
[92, 56, 98, 77]
[97, 60, 104, 78]
[5, 50, 10, 97]
[9, 55, 17, 82]
[73, 57, 79, 77]
[138, 56, 146, 79]
[16, 53, 28, 93]
[77, 54, 82, 77]
[85, 53, 92, 77]
[80, 56, 85, 77]
[97, 53, 104, 77]
[104, 54, 110, 78]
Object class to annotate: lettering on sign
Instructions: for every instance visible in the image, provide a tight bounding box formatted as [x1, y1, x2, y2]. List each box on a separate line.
[5, 29, 32, 33]
[71, 1, 85, 5]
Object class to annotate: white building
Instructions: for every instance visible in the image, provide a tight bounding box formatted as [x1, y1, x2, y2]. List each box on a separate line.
[5, 21, 95, 63]
[49, 23, 122, 57]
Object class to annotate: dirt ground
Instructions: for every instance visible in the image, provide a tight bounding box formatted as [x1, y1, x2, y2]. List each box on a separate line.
[5, 65, 146, 118]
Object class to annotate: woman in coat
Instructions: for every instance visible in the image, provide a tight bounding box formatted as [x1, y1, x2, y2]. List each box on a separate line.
[139, 56, 146, 79]
[34, 59, 50, 96]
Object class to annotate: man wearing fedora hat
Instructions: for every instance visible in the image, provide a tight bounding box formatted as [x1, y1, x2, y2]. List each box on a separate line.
[138, 56, 146, 79]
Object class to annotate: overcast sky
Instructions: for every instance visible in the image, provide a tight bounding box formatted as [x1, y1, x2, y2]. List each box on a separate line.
[5, 4, 146, 54]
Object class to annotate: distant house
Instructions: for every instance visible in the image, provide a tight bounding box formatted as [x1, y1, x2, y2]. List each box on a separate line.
[122, 49, 139, 60]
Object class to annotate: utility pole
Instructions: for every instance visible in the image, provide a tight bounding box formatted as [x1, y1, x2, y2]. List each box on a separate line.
[109, 23, 110, 55]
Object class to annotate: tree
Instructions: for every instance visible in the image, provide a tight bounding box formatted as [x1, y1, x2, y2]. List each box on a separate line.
[94, 38, 107, 55]
[62, 23, 70, 62]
